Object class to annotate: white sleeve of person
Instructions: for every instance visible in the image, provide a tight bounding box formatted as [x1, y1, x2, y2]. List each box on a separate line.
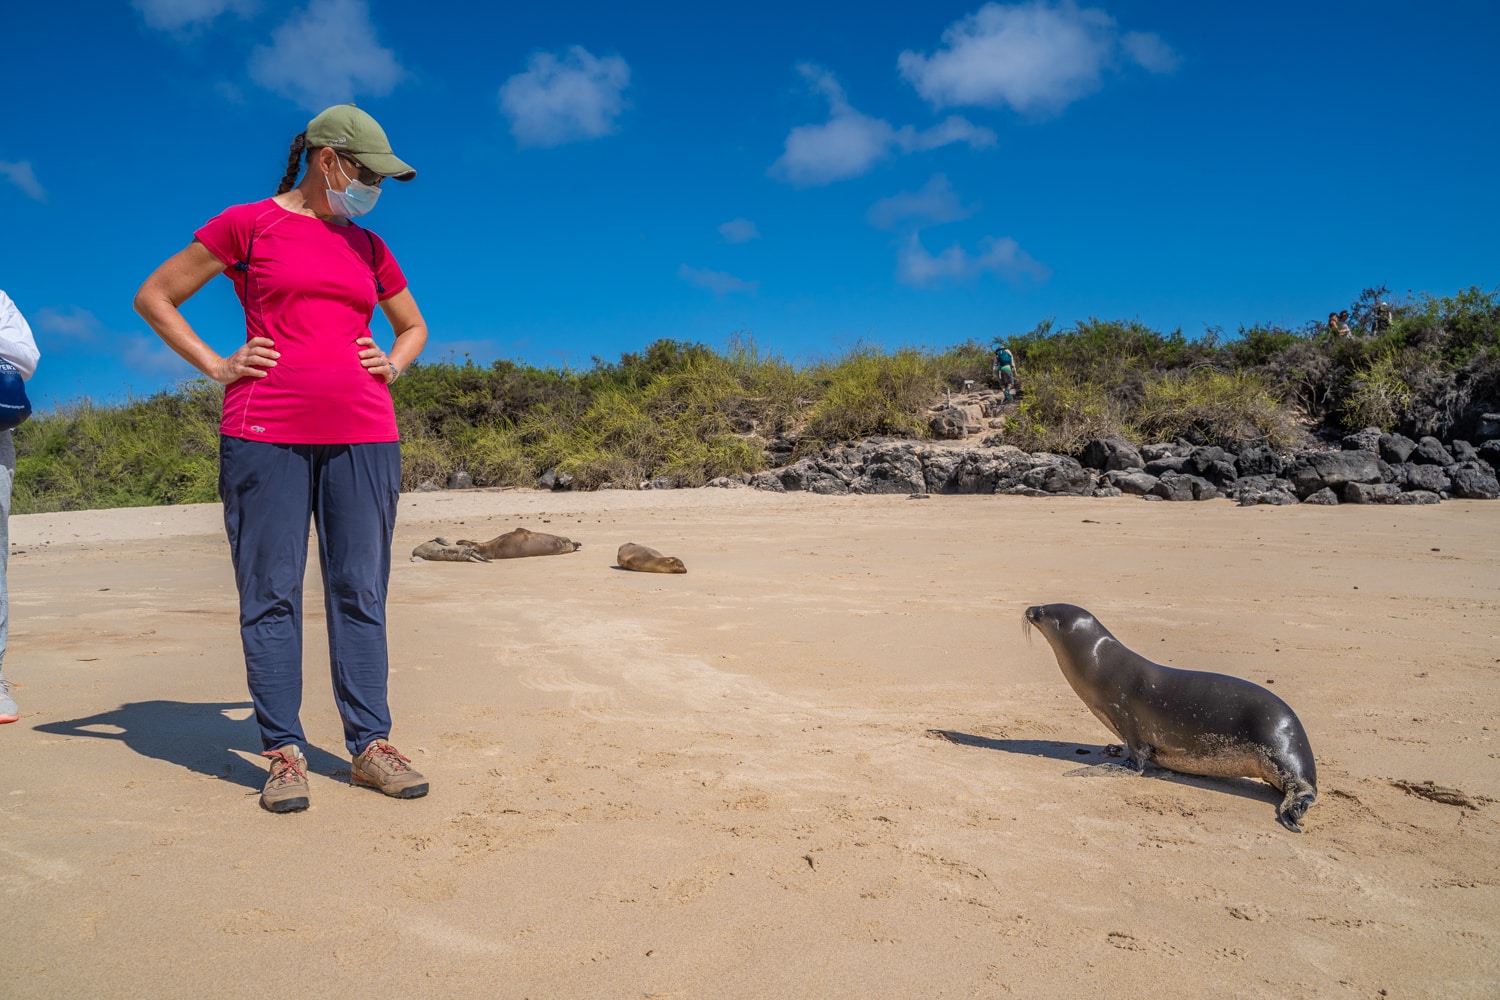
[0, 290, 41, 379]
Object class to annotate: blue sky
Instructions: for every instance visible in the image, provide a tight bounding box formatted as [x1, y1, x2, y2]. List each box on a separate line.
[2, 0, 1496, 409]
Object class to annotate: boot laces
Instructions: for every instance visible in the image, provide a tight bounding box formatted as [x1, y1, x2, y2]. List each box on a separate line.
[365, 741, 412, 772]
[262, 748, 306, 786]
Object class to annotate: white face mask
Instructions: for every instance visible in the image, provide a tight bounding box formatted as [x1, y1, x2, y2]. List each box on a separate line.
[324, 156, 381, 217]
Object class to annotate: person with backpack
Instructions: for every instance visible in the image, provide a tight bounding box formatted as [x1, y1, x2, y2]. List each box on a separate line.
[993, 343, 1019, 402]
[134, 104, 431, 813]
[0, 289, 40, 725]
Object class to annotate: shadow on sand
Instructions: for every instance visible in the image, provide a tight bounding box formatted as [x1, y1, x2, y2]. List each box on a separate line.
[927, 729, 1278, 808]
[35, 701, 349, 791]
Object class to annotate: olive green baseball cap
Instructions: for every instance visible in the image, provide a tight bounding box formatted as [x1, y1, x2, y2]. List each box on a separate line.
[305, 104, 416, 181]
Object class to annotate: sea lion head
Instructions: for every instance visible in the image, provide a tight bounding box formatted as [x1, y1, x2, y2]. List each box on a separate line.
[1023, 603, 1110, 654]
[1024, 603, 1097, 636]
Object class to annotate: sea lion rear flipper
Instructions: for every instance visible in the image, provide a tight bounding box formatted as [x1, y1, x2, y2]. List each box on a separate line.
[1277, 782, 1315, 833]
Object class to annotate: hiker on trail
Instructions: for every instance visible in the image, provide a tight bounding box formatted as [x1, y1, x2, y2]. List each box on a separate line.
[993, 344, 1019, 402]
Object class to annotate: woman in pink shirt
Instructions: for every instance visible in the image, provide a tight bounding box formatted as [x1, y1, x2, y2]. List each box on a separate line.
[136, 104, 430, 813]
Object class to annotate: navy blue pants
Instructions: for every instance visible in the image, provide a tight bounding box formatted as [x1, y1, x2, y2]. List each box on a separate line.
[219, 435, 401, 756]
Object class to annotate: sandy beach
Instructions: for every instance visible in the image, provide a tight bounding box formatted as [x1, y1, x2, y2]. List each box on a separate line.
[3, 488, 1497, 998]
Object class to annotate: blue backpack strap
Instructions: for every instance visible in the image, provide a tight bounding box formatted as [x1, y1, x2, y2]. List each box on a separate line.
[232, 225, 255, 273]
[360, 226, 386, 297]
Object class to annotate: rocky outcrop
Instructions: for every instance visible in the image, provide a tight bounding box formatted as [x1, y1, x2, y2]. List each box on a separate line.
[1378, 433, 1417, 464]
[515, 382, 1480, 510]
[1412, 436, 1455, 466]
[1341, 481, 1402, 504]
[1450, 463, 1500, 500]
[1235, 444, 1283, 478]
[1104, 470, 1160, 496]
[1078, 436, 1144, 473]
[1395, 463, 1450, 493]
[736, 414, 1497, 508]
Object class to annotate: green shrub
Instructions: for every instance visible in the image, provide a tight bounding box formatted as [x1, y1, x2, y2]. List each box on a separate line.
[13, 380, 222, 513]
[1341, 350, 1414, 432]
[1227, 326, 1304, 368]
[396, 435, 455, 491]
[1137, 368, 1298, 448]
[801, 347, 942, 447]
[462, 426, 534, 487]
[1000, 366, 1132, 453]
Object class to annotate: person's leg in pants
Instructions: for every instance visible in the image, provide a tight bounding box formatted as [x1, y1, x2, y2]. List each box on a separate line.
[0, 430, 16, 722]
[311, 442, 401, 757]
[220, 436, 315, 752]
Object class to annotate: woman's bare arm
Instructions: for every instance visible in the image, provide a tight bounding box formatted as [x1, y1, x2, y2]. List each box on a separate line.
[358, 288, 429, 383]
[134, 240, 280, 384]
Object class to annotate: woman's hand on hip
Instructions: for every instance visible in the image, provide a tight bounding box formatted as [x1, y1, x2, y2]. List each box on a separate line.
[356, 337, 399, 383]
[212, 337, 279, 385]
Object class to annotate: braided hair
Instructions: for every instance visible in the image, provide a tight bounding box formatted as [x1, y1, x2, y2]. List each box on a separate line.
[276, 133, 308, 194]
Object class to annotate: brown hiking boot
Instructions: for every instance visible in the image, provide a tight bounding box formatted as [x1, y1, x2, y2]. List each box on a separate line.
[260, 746, 310, 813]
[351, 740, 429, 799]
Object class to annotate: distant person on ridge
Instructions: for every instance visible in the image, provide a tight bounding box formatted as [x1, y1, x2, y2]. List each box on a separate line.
[993, 343, 1019, 402]
[1327, 311, 1351, 338]
[0, 290, 40, 725]
[134, 105, 431, 813]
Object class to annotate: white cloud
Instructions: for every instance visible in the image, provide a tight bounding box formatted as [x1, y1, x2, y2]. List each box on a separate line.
[718, 218, 760, 244]
[38, 306, 185, 376]
[35, 307, 103, 341]
[898, 1, 1178, 116]
[248, 0, 404, 111]
[123, 337, 189, 377]
[132, 0, 257, 33]
[0, 160, 46, 201]
[770, 65, 996, 187]
[678, 264, 757, 295]
[896, 233, 1048, 287]
[1120, 31, 1181, 74]
[867, 174, 975, 231]
[499, 46, 631, 148]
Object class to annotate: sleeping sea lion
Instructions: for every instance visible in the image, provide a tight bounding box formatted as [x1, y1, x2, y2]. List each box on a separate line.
[616, 543, 687, 574]
[457, 527, 582, 559]
[411, 538, 488, 563]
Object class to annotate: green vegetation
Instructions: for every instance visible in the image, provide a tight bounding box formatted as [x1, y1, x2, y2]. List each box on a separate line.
[15, 380, 223, 513]
[15, 284, 1497, 512]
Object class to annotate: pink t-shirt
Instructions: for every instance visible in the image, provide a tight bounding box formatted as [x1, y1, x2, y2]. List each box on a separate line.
[195, 199, 409, 444]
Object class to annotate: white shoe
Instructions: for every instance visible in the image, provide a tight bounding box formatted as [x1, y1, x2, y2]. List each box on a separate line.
[0, 678, 18, 724]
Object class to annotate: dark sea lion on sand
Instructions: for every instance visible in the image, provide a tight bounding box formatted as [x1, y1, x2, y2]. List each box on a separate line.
[616, 543, 687, 574]
[1024, 603, 1317, 832]
[457, 527, 582, 560]
[411, 538, 489, 563]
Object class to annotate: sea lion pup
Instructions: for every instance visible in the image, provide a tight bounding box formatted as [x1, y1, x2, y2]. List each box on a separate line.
[1024, 603, 1317, 832]
[456, 527, 581, 560]
[411, 538, 489, 563]
[616, 542, 687, 574]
